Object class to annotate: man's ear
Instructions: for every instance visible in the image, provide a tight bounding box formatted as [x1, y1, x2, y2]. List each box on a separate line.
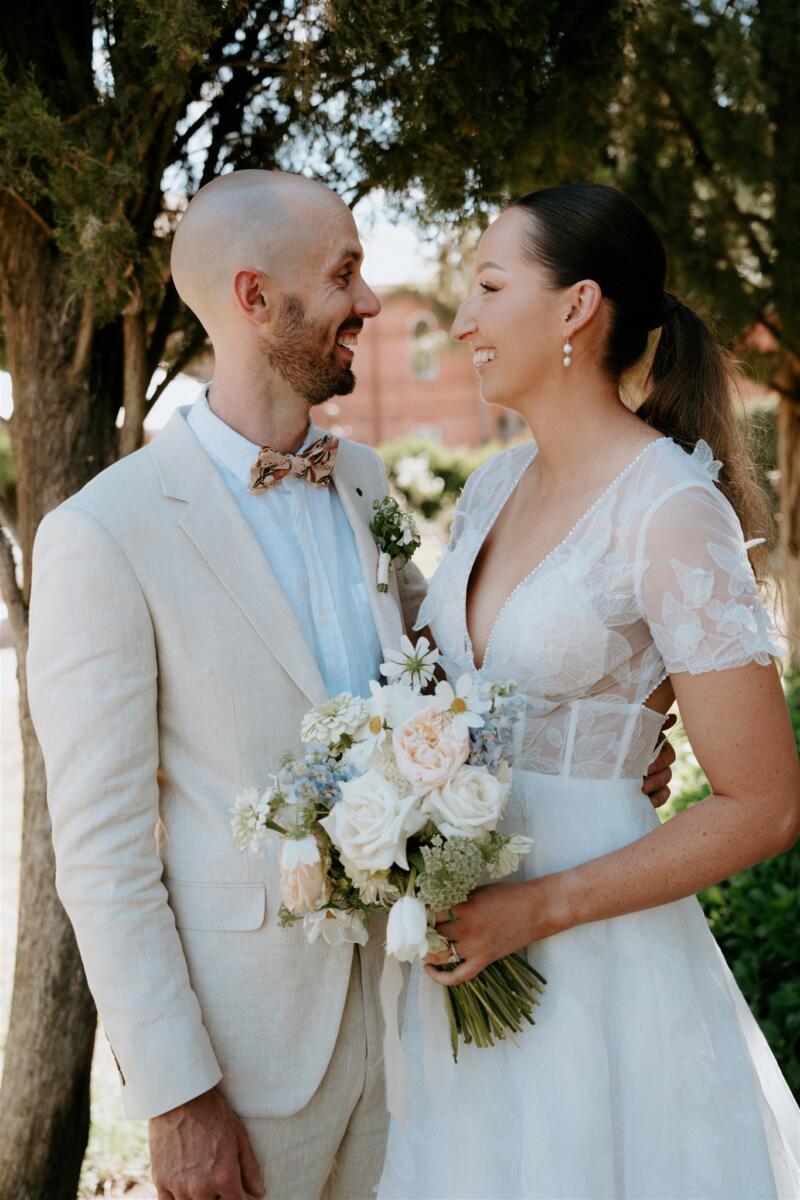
[233, 268, 271, 325]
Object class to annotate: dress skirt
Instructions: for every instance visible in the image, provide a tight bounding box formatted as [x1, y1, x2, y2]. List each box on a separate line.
[378, 771, 800, 1199]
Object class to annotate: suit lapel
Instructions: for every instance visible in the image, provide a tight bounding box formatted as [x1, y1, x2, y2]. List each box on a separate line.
[330, 436, 405, 656]
[150, 410, 328, 706]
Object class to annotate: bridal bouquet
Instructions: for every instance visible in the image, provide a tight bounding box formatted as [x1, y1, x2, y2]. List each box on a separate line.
[231, 637, 545, 1063]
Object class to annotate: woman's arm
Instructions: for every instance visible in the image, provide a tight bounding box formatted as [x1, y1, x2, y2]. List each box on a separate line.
[428, 661, 799, 985]
[549, 660, 799, 926]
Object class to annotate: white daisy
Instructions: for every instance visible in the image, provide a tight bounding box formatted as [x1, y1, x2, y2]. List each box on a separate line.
[430, 673, 491, 736]
[380, 635, 440, 690]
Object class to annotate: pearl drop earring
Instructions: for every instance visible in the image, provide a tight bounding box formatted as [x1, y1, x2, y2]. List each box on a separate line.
[562, 335, 573, 368]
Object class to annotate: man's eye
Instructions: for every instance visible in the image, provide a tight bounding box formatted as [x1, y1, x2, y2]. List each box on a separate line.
[339, 271, 353, 285]
[479, 282, 498, 293]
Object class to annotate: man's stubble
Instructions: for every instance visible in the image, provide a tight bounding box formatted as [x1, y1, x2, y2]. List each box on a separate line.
[264, 294, 357, 407]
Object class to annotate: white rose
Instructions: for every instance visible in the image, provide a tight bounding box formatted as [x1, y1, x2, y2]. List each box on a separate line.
[303, 908, 368, 947]
[320, 770, 427, 873]
[424, 765, 509, 840]
[386, 896, 429, 962]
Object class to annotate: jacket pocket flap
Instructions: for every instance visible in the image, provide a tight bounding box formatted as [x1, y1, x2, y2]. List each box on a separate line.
[166, 880, 266, 931]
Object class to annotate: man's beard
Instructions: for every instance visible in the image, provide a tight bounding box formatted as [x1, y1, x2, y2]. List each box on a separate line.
[263, 294, 358, 407]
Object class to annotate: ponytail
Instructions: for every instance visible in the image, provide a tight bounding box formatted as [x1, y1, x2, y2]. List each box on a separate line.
[638, 292, 775, 577]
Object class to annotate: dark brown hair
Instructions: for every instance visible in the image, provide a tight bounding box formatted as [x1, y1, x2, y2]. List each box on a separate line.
[510, 183, 774, 573]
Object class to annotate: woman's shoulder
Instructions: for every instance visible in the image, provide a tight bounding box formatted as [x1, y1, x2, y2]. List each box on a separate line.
[635, 437, 750, 563]
[637, 436, 733, 520]
[648, 436, 725, 489]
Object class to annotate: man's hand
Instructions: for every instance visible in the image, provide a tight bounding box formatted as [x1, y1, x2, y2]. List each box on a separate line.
[149, 1086, 266, 1200]
[641, 713, 678, 808]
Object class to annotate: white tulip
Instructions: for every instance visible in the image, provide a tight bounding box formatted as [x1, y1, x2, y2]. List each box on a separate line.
[386, 896, 430, 962]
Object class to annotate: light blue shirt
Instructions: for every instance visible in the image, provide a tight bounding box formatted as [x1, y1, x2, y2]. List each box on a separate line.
[186, 388, 383, 699]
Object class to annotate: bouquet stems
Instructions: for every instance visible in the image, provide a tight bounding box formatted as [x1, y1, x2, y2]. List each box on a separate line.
[442, 953, 546, 1061]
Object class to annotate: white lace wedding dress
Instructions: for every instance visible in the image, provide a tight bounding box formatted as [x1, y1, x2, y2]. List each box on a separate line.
[378, 436, 800, 1200]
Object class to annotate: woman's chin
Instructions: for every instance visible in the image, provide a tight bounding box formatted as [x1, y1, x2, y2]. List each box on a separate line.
[479, 374, 510, 410]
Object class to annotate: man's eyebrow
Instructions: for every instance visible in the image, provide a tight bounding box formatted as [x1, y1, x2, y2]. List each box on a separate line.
[476, 260, 508, 273]
[338, 247, 363, 265]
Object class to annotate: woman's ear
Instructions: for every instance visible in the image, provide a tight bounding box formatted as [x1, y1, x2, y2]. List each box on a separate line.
[564, 279, 603, 335]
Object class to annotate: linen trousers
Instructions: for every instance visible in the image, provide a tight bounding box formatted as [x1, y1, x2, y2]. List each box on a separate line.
[239, 946, 388, 1200]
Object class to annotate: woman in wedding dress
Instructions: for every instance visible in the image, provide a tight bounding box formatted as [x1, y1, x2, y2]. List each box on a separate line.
[378, 182, 800, 1200]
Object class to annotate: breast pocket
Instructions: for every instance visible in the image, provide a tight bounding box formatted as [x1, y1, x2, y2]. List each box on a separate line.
[166, 879, 267, 932]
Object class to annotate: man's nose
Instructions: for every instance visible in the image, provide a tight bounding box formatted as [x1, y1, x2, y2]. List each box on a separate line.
[450, 298, 477, 342]
[354, 279, 381, 319]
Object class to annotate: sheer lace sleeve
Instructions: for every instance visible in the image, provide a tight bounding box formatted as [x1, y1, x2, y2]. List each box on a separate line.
[636, 483, 780, 674]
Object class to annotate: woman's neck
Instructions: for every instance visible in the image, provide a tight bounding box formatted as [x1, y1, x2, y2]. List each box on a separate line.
[518, 374, 653, 490]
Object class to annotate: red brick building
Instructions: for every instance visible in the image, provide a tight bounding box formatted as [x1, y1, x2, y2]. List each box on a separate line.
[313, 288, 520, 447]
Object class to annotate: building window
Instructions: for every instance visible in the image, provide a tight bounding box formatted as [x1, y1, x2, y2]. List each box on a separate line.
[409, 313, 440, 380]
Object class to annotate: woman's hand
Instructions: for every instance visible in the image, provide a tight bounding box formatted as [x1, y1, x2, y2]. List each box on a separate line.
[424, 877, 562, 986]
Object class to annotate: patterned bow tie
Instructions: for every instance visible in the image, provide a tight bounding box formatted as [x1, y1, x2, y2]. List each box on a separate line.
[249, 433, 339, 492]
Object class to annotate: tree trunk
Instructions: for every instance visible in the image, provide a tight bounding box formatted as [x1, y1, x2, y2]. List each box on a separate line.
[0, 199, 120, 1200]
[776, 384, 800, 669]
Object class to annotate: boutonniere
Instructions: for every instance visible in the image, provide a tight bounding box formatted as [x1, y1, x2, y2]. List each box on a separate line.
[369, 496, 421, 592]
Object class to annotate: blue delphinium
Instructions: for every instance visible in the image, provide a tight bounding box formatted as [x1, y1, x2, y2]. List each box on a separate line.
[468, 691, 525, 771]
[277, 744, 355, 808]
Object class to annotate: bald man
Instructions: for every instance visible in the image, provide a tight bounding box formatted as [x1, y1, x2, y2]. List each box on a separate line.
[26, 170, 429, 1200]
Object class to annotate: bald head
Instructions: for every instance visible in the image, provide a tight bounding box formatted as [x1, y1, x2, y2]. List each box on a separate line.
[170, 170, 358, 337]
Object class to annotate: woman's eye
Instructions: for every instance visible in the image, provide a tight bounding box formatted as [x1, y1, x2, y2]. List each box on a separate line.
[479, 282, 498, 293]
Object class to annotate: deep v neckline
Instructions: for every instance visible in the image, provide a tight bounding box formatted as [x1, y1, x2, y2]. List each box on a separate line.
[464, 437, 668, 672]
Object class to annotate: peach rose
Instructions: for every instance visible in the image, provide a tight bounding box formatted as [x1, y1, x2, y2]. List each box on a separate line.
[279, 835, 330, 914]
[392, 706, 470, 791]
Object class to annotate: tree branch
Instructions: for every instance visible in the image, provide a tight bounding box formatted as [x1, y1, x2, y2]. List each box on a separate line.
[204, 59, 290, 72]
[756, 309, 800, 361]
[69, 294, 94, 381]
[647, 65, 773, 281]
[0, 526, 26, 648]
[0, 485, 18, 543]
[146, 325, 209, 411]
[146, 279, 181, 378]
[1, 187, 55, 239]
[118, 304, 150, 458]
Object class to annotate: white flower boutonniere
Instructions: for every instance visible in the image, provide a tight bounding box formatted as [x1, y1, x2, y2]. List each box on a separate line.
[369, 496, 421, 592]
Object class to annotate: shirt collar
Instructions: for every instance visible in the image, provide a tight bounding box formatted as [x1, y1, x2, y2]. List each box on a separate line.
[190, 383, 325, 488]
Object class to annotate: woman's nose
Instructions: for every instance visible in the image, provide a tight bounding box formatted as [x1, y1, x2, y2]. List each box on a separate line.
[450, 300, 478, 343]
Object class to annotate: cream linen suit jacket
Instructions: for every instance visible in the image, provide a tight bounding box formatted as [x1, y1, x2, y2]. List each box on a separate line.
[27, 407, 427, 1121]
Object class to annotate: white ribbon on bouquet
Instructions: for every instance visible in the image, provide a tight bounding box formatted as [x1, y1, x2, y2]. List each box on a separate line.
[379, 955, 456, 1123]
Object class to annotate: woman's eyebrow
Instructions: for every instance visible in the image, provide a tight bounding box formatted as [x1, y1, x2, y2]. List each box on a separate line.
[476, 260, 508, 272]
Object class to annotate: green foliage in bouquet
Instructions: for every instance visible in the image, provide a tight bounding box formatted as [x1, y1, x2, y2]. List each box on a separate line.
[663, 670, 800, 1100]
